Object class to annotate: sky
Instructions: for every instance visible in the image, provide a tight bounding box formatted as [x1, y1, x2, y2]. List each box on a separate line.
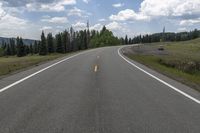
[0, 0, 200, 40]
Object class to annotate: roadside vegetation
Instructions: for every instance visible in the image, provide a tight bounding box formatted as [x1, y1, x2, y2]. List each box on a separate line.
[0, 54, 69, 76]
[0, 26, 121, 76]
[125, 38, 200, 91]
[0, 25, 200, 78]
[0, 26, 122, 57]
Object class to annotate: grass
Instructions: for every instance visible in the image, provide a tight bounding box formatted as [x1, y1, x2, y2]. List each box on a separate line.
[0, 53, 71, 77]
[125, 38, 200, 92]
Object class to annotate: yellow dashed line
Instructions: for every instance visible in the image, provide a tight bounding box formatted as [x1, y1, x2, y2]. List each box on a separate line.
[94, 65, 98, 72]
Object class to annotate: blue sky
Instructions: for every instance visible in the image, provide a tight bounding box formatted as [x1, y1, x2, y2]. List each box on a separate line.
[0, 0, 200, 40]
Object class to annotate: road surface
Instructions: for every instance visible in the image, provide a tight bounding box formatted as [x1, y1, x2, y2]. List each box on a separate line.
[0, 46, 200, 133]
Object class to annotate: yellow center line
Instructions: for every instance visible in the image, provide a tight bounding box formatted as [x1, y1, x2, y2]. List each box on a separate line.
[94, 65, 98, 72]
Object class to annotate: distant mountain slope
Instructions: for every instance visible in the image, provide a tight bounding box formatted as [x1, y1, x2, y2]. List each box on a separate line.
[0, 37, 37, 45]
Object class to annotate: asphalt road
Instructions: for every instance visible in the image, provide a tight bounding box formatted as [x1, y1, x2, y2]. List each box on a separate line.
[0, 46, 200, 133]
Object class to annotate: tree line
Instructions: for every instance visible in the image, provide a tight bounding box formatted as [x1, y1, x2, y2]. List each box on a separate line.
[0, 26, 121, 57]
[1, 27, 200, 57]
[123, 29, 200, 44]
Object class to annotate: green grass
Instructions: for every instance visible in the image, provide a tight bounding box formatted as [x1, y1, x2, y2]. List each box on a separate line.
[0, 53, 70, 77]
[126, 38, 200, 92]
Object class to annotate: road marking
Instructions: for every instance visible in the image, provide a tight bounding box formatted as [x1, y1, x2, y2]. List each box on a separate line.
[0, 49, 95, 93]
[94, 65, 98, 72]
[118, 46, 200, 104]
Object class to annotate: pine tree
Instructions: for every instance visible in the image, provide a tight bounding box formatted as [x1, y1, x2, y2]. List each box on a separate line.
[128, 38, 132, 44]
[33, 41, 38, 54]
[25, 45, 30, 55]
[79, 30, 85, 50]
[47, 33, 54, 53]
[5, 43, 11, 56]
[16, 37, 20, 57]
[56, 33, 64, 53]
[70, 27, 74, 52]
[86, 28, 90, 49]
[120, 38, 125, 45]
[39, 31, 47, 55]
[20, 37, 26, 56]
[125, 35, 128, 44]
[84, 30, 88, 49]
[30, 44, 33, 55]
[10, 38, 16, 55]
[62, 31, 68, 53]
[16, 37, 25, 57]
[66, 31, 70, 52]
[192, 29, 199, 39]
[100, 26, 107, 35]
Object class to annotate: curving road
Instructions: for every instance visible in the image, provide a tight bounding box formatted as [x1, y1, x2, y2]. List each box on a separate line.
[0, 46, 200, 133]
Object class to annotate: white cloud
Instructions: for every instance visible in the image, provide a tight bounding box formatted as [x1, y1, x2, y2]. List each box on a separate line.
[110, 0, 200, 22]
[60, 0, 76, 5]
[68, 7, 91, 17]
[56, 26, 64, 29]
[40, 26, 53, 31]
[83, 0, 90, 4]
[112, 3, 124, 8]
[0, 14, 27, 29]
[0, 3, 27, 30]
[90, 23, 103, 31]
[98, 18, 106, 22]
[110, 9, 149, 21]
[180, 18, 200, 26]
[106, 21, 122, 30]
[0, 3, 6, 20]
[72, 22, 87, 30]
[140, 0, 200, 17]
[26, 0, 76, 12]
[26, 3, 64, 12]
[68, 7, 83, 16]
[41, 17, 68, 24]
[177, 27, 187, 32]
[0, 2, 31, 38]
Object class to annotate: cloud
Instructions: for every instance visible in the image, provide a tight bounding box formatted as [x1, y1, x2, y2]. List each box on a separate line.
[90, 23, 103, 31]
[0, 14, 27, 29]
[112, 3, 124, 8]
[40, 26, 53, 31]
[0, 3, 6, 19]
[177, 27, 187, 32]
[0, 2, 31, 38]
[110, 0, 200, 23]
[180, 18, 200, 26]
[3, 0, 76, 7]
[60, 0, 76, 5]
[0, 3, 27, 29]
[106, 21, 122, 30]
[25, 0, 76, 12]
[140, 0, 200, 18]
[41, 17, 68, 24]
[72, 22, 87, 30]
[68, 7, 91, 17]
[98, 18, 106, 22]
[26, 3, 64, 12]
[83, 0, 90, 4]
[109, 9, 149, 21]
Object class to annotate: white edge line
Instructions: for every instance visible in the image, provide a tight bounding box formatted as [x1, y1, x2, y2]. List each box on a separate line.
[0, 49, 94, 93]
[118, 46, 200, 104]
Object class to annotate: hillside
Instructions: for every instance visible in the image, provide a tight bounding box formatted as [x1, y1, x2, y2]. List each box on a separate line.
[0, 37, 37, 45]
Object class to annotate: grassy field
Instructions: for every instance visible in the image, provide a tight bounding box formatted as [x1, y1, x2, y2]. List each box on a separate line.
[0, 53, 71, 77]
[125, 38, 200, 92]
